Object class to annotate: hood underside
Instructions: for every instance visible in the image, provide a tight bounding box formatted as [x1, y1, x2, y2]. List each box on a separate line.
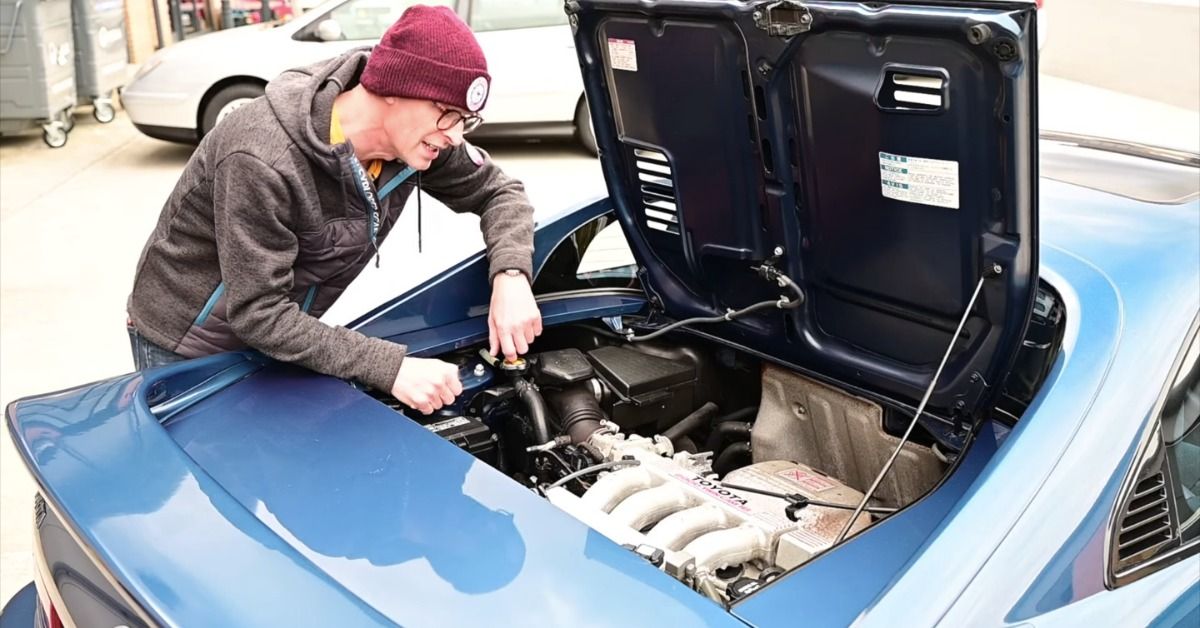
[570, 0, 1040, 420]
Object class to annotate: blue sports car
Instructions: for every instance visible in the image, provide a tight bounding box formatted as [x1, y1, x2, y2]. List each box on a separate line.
[4, 0, 1198, 626]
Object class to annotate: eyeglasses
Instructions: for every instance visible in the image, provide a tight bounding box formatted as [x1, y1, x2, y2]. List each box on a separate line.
[435, 103, 483, 135]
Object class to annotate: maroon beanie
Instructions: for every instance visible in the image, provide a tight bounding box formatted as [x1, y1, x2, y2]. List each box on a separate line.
[361, 5, 491, 112]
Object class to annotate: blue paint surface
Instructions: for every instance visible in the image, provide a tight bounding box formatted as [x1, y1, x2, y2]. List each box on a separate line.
[7, 357, 741, 628]
[1150, 581, 1200, 628]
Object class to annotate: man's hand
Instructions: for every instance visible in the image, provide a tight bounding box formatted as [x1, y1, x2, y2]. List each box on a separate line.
[489, 271, 543, 360]
[391, 357, 463, 415]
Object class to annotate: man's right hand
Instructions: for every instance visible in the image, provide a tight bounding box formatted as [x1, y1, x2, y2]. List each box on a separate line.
[390, 357, 463, 415]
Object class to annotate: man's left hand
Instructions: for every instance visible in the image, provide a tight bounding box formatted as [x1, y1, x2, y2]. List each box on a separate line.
[489, 271, 542, 360]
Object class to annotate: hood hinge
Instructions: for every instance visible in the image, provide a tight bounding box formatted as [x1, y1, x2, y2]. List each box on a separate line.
[753, 1, 813, 38]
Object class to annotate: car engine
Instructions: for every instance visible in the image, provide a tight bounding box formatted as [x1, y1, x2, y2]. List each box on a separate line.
[546, 426, 869, 600]
[374, 329, 943, 605]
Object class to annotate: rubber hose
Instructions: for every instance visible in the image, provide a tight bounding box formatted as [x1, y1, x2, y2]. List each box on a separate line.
[713, 405, 758, 426]
[706, 421, 752, 454]
[715, 441, 752, 477]
[549, 384, 606, 444]
[662, 402, 720, 443]
[516, 379, 553, 445]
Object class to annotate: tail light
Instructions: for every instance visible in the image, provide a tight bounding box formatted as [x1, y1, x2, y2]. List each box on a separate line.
[47, 602, 65, 628]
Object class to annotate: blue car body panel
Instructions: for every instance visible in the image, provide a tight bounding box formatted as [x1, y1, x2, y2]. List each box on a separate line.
[6, 1, 1200, 623]
[8, 176, 1195, 627]
[0, 583, 37, 628]
[7, 346, 739, 627]
[840, 180, 1200, 626]
[7, 358, 396, 627]
[165, 364, 741, 627]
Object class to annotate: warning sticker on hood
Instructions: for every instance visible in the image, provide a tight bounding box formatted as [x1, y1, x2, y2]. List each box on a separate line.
[879, 151, 959, 209]
[608, 38, 638, 72]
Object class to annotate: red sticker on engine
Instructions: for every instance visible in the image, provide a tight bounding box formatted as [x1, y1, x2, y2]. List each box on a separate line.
[778, 468, 837, 493]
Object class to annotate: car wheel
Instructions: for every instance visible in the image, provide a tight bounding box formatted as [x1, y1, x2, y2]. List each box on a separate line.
[201, 83, 265, 137]
[575, 96, 598, 157]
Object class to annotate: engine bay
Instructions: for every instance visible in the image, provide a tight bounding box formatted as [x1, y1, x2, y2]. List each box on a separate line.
[368, 321, 973, 605]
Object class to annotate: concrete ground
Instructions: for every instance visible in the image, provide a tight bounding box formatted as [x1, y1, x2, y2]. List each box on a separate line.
[2, 33, 1198, 609]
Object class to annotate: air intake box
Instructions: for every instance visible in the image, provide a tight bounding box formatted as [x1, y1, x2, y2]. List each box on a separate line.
[587, 345, 696, 431]
[421, 414, 498, 466]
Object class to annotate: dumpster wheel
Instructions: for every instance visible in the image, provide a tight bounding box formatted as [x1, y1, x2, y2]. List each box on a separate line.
[42, 125, 68, 148]
[93, 100, 115, 124]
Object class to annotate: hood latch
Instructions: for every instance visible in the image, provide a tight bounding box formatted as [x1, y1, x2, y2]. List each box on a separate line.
[753, 1, 813, 38]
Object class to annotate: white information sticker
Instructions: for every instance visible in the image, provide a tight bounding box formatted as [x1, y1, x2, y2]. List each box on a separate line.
[879, 151, 959, 209]
[608, 38, 638, 72]
[425, 416, 469, 432]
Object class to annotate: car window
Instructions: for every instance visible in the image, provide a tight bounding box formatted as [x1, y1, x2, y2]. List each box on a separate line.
[468, 0, 566, 32]
[532, 214, 640, 295]
[1163, 335, 1200, 541]
[325, 0, 452, 41]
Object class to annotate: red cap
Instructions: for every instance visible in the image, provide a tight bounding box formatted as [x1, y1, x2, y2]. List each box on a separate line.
[360, 5, 491, 112]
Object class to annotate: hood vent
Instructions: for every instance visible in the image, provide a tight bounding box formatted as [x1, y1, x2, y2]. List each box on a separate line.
[633, 148, 679, 234]
[1116, 472, 1173, 564]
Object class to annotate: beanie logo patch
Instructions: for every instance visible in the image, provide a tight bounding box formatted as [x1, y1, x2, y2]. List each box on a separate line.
[466, 76, 489, 112]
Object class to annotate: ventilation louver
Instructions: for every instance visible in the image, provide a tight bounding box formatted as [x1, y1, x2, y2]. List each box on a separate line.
[633, 148, 679, 234]
[1115, 472, 1173, 564]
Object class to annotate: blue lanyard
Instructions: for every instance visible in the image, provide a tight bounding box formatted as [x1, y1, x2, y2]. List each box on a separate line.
[347, 159, 416, 266]
[378, 165, 416, 199]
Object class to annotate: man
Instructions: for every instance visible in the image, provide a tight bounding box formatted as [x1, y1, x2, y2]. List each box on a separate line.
[126, 6, 541, 415]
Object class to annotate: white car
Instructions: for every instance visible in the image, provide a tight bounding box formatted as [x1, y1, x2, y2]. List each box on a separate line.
[122, 0, 596, 153]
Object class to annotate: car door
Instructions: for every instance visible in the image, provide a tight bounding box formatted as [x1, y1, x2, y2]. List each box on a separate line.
[466, 0, 583, 125]
[298, 0, 459, 58]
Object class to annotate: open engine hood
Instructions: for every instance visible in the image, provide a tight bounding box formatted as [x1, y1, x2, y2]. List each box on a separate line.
[569, 0, 1039, 424]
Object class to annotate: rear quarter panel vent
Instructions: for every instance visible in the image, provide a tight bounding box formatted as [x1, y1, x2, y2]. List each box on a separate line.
[1115, 472, 1174, 566]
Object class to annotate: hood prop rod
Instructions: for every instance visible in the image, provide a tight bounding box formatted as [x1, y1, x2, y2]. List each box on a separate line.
[624, 263, 804, 343]
[832, 274, 990, 545]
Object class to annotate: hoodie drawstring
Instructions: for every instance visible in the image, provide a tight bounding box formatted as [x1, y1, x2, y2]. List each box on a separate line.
[417, 171, 423, 253]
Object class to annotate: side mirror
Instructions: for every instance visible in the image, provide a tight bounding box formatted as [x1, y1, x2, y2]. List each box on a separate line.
[315, 19, 343, 41]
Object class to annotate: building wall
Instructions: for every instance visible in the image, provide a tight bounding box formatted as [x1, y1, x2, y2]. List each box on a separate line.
[123, 0, 174, 64]
[1039, 0, 1200, 111]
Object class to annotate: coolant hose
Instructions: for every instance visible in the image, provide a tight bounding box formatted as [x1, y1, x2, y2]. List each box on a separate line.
[714, 441, 752, 477]
[706, 421, 752, 454]
[549, 384, 607, 444]
[515, 379, 553, 445]
[714, 405, 758, 425]
[662, 402, 719, 444]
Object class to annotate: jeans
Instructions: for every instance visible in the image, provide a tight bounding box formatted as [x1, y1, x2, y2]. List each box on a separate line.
[127, 324, 188, 370]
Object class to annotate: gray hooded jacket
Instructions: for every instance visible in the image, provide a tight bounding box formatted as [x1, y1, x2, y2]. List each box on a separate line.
[127, 49, 534, 391]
